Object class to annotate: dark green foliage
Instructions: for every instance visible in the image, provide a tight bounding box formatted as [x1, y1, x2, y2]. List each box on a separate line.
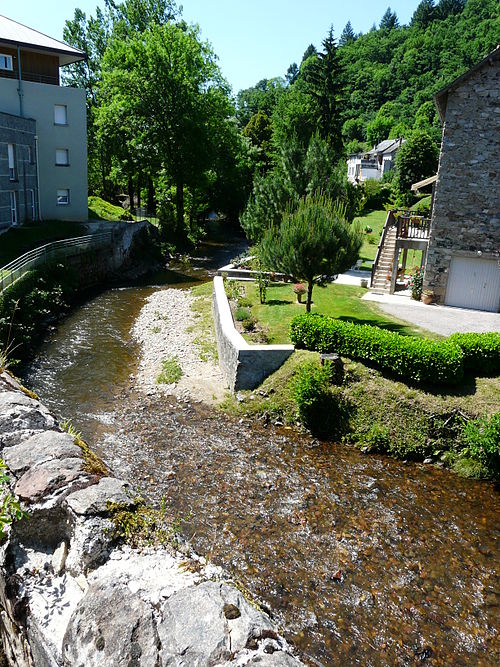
[379, 7, 399, 30]
[290, 314, 464, 385]
[286, 63, 299, 85]
[411, 0, 437, 29]
[395, 131, 439, 205]
[240, 170, 296, 243]
[302, 44, 317, 63]
[461, 412, 500, 477]
[292, 361, 351, 436]
[339, 21, 356, 46]
[0, 264, 78, 364]
[259, 192, 363, 312]
[361, 179, 392, 211]
[448, 333, 500, 375]
[234, 307, 251, 322]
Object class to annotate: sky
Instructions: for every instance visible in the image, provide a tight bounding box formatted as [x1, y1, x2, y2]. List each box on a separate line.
[3, 0, 420, 93]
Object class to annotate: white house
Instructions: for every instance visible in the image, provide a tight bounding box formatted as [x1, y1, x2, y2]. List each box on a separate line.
[347, 138, 404, 183]
[0, 14, 87, 229]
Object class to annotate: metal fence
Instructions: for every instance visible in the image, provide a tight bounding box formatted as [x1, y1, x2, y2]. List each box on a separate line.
[0, 231, 114, 294]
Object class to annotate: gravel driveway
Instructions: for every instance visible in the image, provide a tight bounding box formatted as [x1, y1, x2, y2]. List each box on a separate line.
[363, 292, 500, 336]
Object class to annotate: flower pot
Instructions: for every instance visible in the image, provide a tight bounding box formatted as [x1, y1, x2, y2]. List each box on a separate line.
[360, 278, 368, 288]
[421, 293, 434, 305]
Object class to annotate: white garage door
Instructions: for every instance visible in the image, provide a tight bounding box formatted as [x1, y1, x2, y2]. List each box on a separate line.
[446, 257, 500, 312]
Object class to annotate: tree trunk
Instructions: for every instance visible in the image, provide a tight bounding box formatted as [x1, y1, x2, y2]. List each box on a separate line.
[176, 178, 184, 235]
[137, 173, 141, 209]
[127, 175, 135, 215]
[306, 280, 314, 313]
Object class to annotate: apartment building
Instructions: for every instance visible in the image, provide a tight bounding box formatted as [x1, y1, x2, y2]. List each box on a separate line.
[0, 14, 87, 229]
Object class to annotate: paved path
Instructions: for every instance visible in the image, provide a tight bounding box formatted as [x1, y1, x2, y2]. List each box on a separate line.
[334, 269, 370, 286]
[363, 292, 500, 335]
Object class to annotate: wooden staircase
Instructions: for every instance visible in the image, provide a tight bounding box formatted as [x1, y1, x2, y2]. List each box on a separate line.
[371, 213, 397, 293]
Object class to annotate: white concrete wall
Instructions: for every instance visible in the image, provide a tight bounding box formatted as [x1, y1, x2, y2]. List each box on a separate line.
[0, 78, 87, 221]
[212, 276, 294, 391]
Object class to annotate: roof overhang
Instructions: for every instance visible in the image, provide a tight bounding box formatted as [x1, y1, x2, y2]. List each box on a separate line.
[411, 174, 438, 192]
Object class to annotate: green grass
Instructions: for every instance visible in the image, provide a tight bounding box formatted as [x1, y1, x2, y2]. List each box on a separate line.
[189, 282, 218, 363]
[353, 209, 387, 270]
[0, 220, 87, 267]
[157, 356, 183, 384]
[88, 196, 132, 221]
[237, 281, 439, 344]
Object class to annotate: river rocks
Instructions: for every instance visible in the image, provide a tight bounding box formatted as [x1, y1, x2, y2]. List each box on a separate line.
[64, 477, 136, 516]
[3, 431, 80, 476]
[0, 377, 304, 667]
[131, 288, 226, 404]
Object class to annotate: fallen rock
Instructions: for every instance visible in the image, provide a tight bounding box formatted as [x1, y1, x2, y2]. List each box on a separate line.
[62, 579, 159, 667]
[0, 391, 57, 449]
[3, 431, 80, 476]
[65, 477, 136, 516]
[15, 458, 86, 503]
[157, 581, 276, 665]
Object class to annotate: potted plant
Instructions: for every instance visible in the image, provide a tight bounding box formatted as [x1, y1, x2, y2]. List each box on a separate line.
[360, 278, 368, 288]
[421, 289, 434, 305]
[293, 283, 307, 303]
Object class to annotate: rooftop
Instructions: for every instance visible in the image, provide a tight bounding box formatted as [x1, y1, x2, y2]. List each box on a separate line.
[0, 14, 86, 66]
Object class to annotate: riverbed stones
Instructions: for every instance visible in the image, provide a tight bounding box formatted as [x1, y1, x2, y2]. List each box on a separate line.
[64, 477, 136, 515]
[3, 431, 80, 476]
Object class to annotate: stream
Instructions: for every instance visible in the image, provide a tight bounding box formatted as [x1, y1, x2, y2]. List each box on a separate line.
[22, 226, 499, 667]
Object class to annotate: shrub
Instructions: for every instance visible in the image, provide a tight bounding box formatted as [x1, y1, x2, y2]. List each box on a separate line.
[408, 267, 424, 301]
[460, 411, 500, 477]
[292, 361, 351, 436]
[242, 316, 257, 332]
[237, 297, 252, 308]
[448, 332, 500, 375]
[290, 314, 464, 386]
[234, 307, 251, 322]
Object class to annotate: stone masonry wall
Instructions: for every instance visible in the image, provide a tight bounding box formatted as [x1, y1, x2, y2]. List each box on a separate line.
[423, 57, 500, 302]
[0, 371, 303, 666]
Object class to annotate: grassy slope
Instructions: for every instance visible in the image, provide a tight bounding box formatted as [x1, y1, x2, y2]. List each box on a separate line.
[238, 281, 440, 344]
[0, 220, 87, 267]
[353, 209, 387, 269]
[88, 195, 132, 221]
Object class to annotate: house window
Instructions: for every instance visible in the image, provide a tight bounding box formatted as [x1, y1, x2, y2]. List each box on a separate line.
[28, 145, 35, 165]
[0, 54, 13, 71]
[57, 189, 70, 205]
[9, 192, 17, 225]
[54, 105, 68, 125]
[55, 148, 69, 166]
[7, 143, 16, 180]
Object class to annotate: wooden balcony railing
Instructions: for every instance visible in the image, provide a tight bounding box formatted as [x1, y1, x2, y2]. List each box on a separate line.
[395, 211, 431, 240]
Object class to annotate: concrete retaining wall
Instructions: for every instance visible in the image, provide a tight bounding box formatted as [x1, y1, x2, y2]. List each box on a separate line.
[212, 276, 294, 392]
[0, 371, 303, 666]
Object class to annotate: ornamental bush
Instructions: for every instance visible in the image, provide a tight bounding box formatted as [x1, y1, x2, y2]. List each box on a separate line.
[460, 411, 500, 478]
[290, 314, 464, 386]
[448, 332, 500, 375]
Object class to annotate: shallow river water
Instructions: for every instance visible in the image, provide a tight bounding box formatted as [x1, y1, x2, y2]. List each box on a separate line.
[22, 231, 499, 667]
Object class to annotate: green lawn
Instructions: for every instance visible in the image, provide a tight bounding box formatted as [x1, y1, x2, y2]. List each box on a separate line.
[238, 281, 439, 344]
[0, 220, 87, 267]
[353, 209, 387, 270]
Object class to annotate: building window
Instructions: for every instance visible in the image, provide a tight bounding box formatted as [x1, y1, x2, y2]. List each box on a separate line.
[57, 189, 70, 205]
[0, 54, 13, 71]
[55, 148, 69, 166]
[54, 105, 68, 125]
[28, 145, 35, 165]
[9, 192, 17, 225]
[7, 143, 16, 180]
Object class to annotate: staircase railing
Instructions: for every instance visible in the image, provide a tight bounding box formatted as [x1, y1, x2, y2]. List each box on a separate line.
[0, 231, 114, 294]
[371, 210, 395, 287]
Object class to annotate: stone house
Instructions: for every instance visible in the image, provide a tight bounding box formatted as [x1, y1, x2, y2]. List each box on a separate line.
[347, 138, 404, 183]
[423, 46, 500, 312]
[0, 14, 87, 230]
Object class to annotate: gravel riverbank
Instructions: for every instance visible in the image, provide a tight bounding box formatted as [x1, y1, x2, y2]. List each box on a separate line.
[131, 287, 227, 404]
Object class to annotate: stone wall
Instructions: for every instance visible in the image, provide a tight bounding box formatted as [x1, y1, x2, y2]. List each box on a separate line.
[212, 276, 294, 392]
[423, 55, 500, 303]
[0, 371, 303, 666]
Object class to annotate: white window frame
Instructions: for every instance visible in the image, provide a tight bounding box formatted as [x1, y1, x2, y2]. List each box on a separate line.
[9, 192, 17, 225]
[7, 143, 16, 180]
[54, 105, 68, 125]
[55, 148, 69, 166]
[0, 54, 13, 71]
[57, 189, 70, 206]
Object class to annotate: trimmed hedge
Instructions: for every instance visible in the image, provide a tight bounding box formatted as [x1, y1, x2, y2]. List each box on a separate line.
[290, 314, 464, 386]
[448, 332, 500, 375]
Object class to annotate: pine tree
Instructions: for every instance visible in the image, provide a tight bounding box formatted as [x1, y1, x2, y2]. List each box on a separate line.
[286, 62, 299, 84]
[379, 7, 399, 30]
[305, 26, 345, 157]
[301, 44, 317, 63]
[410, 0, 436, 29]
[339, 21, 356, 46]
